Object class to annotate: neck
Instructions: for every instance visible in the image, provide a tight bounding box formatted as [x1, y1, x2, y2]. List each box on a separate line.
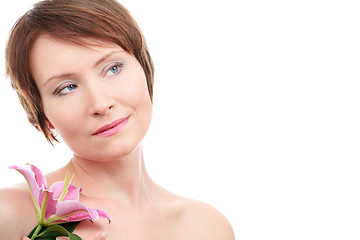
[65, 145, 154, 207]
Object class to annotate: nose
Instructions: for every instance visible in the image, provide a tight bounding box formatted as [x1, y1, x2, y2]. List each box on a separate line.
[87, 83, 115, 116]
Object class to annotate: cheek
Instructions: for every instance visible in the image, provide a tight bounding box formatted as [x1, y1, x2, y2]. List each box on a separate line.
[120, 69, 151, 109]
[43, 100, 84, 137]
[119, 70, 153, 133]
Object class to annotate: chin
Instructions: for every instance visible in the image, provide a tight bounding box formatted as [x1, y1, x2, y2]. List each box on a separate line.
[74, 139, 142, 162]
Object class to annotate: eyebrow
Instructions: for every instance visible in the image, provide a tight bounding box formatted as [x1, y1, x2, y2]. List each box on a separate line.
[43, 50, 124, 86]
[44, 73, 75, 86]
[93, 50, 123, 68]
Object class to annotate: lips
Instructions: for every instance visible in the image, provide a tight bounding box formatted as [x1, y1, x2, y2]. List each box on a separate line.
[92, 116, 129, 137]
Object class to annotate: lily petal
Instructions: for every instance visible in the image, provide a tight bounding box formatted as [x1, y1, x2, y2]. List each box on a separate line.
[49, 201, 101, 224]
[55, 200, 97, 219]
[64, 185, 81, 201]
[54, 208, 99, 223]
[11, 164, 111, 227]
[39, 188, 58, 220]
[8, 165, 40, 204]
[48, 181, 64, 199]
[49, 182, 81, 201]
[30, 164, 47, 189]
[96, 209, 111, 222]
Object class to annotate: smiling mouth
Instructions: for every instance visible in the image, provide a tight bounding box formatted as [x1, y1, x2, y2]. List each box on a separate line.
[92, 116, 130, 137]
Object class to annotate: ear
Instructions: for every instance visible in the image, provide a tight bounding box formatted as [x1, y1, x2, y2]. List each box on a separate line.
[46, 120, 55, 130]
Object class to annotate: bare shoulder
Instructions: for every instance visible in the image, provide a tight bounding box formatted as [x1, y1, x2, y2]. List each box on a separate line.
[171, 197, 235, 240]
[0, 187, 38, 238]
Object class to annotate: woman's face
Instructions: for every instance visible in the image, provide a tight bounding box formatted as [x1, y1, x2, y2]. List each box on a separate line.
[30, 35, 152, 161]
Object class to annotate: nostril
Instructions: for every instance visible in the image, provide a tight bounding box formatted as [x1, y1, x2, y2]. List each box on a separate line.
[89, 97, 114, 116]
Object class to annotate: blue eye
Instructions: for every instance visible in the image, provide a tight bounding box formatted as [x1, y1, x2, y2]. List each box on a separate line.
[65, 84, 77, 92]
[104, 62, 123, 77]
[109, 66, 119, 74]
[55, 83, 78, 96]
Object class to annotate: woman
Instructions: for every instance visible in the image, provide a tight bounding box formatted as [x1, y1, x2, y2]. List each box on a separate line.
[1, 0, 235, 239]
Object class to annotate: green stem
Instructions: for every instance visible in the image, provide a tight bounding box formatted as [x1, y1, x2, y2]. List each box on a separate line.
[30, 224, 42, 240]
[39, 191, 48, 224]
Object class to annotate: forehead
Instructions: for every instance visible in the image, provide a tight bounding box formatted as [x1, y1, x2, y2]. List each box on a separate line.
[30, 34, 124, 80]
[30, 34, 120, 61]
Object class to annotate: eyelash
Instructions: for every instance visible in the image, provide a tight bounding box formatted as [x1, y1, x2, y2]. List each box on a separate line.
[102, 62, 124, 77]
[53, 83, 77, 96]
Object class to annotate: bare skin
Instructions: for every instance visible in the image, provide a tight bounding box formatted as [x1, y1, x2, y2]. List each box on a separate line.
[2, 148, 234, 240]
[0, 35, 235, 240]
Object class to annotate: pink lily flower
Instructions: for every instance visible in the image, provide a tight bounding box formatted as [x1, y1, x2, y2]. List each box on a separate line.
[9, 164, 110, 226]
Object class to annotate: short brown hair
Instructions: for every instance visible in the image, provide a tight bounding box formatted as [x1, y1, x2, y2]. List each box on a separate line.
[5, 0, 154, 144]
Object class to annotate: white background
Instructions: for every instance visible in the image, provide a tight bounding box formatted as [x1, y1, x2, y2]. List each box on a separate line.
[0, 0, 360, 239]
